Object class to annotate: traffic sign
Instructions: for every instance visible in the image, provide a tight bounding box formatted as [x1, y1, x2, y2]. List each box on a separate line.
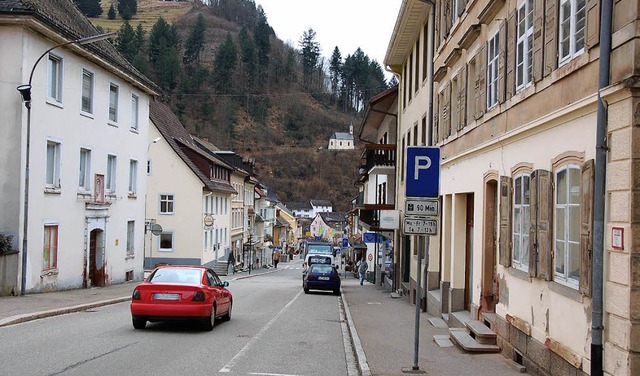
[403, 217, 438, 236]
[405, 199, 439, 217]
[405, 147, 440, 198]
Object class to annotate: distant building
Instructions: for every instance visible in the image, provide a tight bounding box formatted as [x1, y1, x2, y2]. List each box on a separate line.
[286, 200, 333, 218]
[328, 124, 354, 150]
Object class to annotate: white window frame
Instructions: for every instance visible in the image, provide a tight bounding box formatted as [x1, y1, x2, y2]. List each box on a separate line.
[43, 224, 59, 270]
[486, 32, 500, 109]
[131, 94, 139, 132]
[46, 140, 61, 189]
[159, 232, 174, 252]
[558, 0, 586, 65]
[126, 220, 135, 257]
[109, 83, 119, 124]
[81, 69, 94, 115]
[78, 148, 91, 192]
[512, 173, 531, 272]
[128, 159, 138, 195]
[48, 54, 63, 103]
[159, 194, 175, 215]
[553, 164, 581, 289]
[516, 0, 534, 90]
[106, 154, 117, 194]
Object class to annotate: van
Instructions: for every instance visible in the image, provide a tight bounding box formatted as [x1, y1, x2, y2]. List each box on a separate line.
[303, 241, 335, 271]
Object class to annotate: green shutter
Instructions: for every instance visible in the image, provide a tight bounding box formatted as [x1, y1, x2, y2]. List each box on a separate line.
[580, 159, 595, 296]
[499, 176, 512, 267]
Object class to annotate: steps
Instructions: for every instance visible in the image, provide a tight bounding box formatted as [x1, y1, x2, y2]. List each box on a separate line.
[211, 260, 229, 276]
[449, 318, 500, 353]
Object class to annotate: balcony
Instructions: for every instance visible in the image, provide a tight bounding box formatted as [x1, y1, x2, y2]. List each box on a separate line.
[359, 205, 395, 231]
[362, 144, 396, 172]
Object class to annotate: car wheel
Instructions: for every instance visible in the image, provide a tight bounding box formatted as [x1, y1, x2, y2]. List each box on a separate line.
[222, 301, 232, 321]
[203, 305, 216, 331]
[304, 287, 309, 294]
[333, 289, 340, 296]
[132, 316, 146, 330]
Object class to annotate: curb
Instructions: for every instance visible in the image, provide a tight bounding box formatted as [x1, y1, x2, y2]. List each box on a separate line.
[341, 287, 371, 376]
[0, 296, 131, 328]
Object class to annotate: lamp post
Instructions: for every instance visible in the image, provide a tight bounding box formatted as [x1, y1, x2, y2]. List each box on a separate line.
[15, 32, 115, 295]
[248, 210, 255, 274]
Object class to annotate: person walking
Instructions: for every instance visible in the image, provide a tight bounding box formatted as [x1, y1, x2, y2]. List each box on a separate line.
[273, 250, 280, 268]
[357, 256, 369, 285]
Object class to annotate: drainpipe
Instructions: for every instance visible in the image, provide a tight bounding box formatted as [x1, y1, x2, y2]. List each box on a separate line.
[592, 1, 612, 375]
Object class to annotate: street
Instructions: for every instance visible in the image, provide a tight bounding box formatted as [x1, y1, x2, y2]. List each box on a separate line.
[0, 264, 354, 376]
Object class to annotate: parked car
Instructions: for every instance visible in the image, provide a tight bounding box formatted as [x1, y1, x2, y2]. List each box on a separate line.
[130, 265, 232, 331]
[303, 264, 341, 295]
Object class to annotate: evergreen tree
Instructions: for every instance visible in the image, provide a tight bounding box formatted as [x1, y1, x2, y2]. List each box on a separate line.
[329, 46, 343, 105]
[212, 32, 237, 94]
[118, 0, 137, 16]
[74, 0, 103, 18]
[238, 27, 257, 88]
[183, 14, 206, 65]
[299, 28, 320, 89]
[148, 17, 181, 91]
[254, 6, 271, 68]
[108, 4, 116, 19]
[116, 22, 137, 62]
[121, 5, 132, 21]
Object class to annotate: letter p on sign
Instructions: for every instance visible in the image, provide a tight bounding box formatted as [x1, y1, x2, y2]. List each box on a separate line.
[405, 147, 440, 198]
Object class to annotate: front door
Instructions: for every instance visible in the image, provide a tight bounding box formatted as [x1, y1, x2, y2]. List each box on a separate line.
[480, 178, 498, 315]
[89, 229, 106, 287]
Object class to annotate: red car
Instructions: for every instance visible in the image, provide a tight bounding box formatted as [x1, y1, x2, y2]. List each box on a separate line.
[130, 265, 232, 331]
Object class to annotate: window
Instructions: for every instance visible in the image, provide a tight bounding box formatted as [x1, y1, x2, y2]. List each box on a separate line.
[43, 225, 58, 270]
[46, 141, 61, 189]
[159, 232, 174, 252]
[106, 155, 117, 193]
[554, 165, 581, 287]
[160, 194, 174, 214]
[128, 159, 138, 195]
[126, 221, 135, 257]
[516, 0, 534, 89]
[81, 69, 94, 114]
[109, 83, 119, 123]
[512, 173, 531, 271]
[486, 33, 500, 109]
[48, 54, 63, 103]
[131, 94, 139, 131]
[559, 0, 586, 65]
[79, 148, 91, 191]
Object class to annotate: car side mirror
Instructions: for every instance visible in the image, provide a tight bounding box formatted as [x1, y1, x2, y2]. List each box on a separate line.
[223, 281, 229, 287]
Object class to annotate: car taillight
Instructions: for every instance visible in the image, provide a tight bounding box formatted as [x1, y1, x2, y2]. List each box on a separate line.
[132, 290, 141, 300]
[192, 291, 205, 302]
[307, 274, 316, 281]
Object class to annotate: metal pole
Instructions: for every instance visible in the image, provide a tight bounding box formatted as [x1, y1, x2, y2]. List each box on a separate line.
[20, 105, 31, 295]
[412, 236, 423, 370]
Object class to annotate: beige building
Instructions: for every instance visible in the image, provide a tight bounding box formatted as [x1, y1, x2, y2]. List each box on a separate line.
[385, 1, 638, 375]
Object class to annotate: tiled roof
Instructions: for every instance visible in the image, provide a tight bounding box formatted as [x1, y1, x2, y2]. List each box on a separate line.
[331, 132, 354, 140]
[286, 202, 312, 211]
[149, 99, 236, 195]
[0, 0, 159, 94]
[310, 199, 333, 207]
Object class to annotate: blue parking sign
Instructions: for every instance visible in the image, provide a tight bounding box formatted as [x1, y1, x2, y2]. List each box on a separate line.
[405, 147, 440, 198]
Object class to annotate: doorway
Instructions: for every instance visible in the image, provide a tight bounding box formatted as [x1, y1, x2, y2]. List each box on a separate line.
[89, 229, 106, 287]
[480, 177, 498, 315]
[464, 193, 474, 311]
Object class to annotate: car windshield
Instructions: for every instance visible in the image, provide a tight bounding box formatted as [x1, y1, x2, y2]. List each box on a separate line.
[307, 244, 332, 254]
[150, 268, 202, 284]
[310, 265, 334, 274]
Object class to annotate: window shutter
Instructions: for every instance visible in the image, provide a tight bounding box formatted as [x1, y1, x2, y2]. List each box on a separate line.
[435, 1, 441, 49]
[529, 173, 538, 277]
[444, 0, 452, 38]
[458, 0, 466, 17]
[475, 47, 486, 120]
[532, 169, 553, 280]
[433, 90, 439, 143]
[585, 0, 600, 50]
[506, 11, 517, 100]
[459, 64, 467, 130]
[543, 0, 558, 77]
[580, 159, 595, 296]
[498, 21, 506, 104]
[499, 176, 512, 267]
[532, 0, 544, 82]
[443, 83, 451, 138]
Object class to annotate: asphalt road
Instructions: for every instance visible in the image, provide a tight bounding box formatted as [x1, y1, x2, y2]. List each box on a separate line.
[0, 265, 355, 376]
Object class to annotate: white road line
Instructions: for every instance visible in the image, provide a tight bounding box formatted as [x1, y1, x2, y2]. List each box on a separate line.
[219, 290, 304, 373]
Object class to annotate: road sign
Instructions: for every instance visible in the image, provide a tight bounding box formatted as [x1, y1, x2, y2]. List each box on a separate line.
[403, 217, 438, 236]
[405, 147, 440, 198]
[405, 199, 439, 217]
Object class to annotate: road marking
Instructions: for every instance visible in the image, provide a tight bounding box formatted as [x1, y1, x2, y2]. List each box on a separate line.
[219, 290, 303, 373]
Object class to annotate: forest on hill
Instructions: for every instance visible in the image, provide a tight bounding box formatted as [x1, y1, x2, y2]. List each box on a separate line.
[80, 0, 392, 211]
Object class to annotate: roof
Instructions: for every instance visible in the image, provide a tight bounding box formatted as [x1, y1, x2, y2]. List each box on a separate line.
[275, 216, 291, 228]
[310, 200, 332, 207]
[331, 132, 354, 141]
[0, 0, 159, 95]
[384, 0, 430, 72]
[358, 86, 398, 143]
[286, 202, 313, 211]
[320, 212, 348, 225]
[149, 99, 236, 195]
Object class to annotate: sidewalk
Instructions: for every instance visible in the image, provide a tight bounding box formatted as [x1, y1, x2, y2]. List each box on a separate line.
[0, 265, 523, 376]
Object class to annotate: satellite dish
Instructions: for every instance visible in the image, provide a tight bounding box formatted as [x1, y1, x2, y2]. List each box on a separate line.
[151, 224, 163, 236]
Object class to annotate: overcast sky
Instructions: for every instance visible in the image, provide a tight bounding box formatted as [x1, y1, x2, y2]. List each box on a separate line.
[256, 0, 402, 74]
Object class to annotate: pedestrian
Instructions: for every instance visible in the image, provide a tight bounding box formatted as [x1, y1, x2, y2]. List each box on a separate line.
[273, 250, 280, 268]
[357, 256, 368, 285]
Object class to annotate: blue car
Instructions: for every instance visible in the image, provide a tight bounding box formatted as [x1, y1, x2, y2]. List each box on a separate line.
[303, 264, 341, 295]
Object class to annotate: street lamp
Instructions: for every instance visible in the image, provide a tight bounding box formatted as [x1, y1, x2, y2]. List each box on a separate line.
[248, 211, 255, 275]
[15, 32, 115, 296]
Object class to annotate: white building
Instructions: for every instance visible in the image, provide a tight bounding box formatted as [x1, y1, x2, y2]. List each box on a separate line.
[328, 124, 355, 150]
[0, 1, 159, 293]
